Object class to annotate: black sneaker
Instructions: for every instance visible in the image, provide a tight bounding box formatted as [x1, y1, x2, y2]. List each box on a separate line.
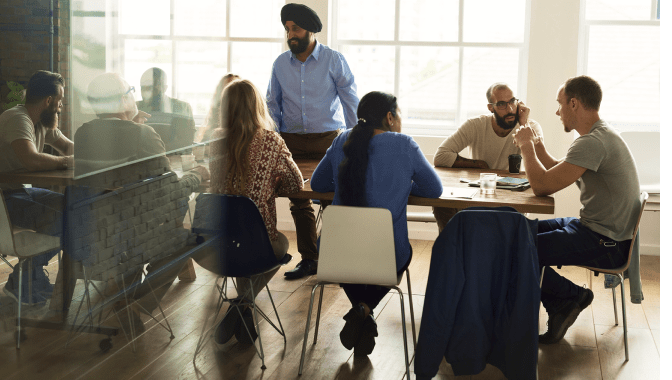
[354, 314, 378, 356]
[340, 305, 366, 350]
[235, 307, 258, 345]
[215, 305, 242, 348]
[284, 259, 317, 279]
[539, 287, 594, 344]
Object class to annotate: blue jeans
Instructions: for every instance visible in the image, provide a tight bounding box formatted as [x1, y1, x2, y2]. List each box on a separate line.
[537, 217, 629, 314]
[3, 188, 64, 294]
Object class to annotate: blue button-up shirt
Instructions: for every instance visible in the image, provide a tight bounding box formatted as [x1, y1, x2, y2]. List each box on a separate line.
[266, 42, 359, 134]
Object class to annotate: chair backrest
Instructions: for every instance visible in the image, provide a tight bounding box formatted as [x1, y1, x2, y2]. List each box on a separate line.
[0, 193, 17, 256]
[317, 206, 399, 286]
[621, 132, 660, 193]
[191, 193, 279, 278]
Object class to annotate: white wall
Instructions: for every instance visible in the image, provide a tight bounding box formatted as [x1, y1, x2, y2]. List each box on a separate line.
[276, 0, 660, 255]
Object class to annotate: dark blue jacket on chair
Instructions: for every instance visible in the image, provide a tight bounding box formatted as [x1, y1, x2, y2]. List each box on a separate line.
[415, 208, 540, 380]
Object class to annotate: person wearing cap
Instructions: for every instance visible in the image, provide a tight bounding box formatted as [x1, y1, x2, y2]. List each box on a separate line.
[0, 70, 73, 304]
[432, 83, 543, 233]
[267, 3, 359, 280]
[75, 72, 209, 332]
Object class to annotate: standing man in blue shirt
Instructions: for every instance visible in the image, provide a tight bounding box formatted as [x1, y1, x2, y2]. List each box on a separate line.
[267, 3, 359, 279]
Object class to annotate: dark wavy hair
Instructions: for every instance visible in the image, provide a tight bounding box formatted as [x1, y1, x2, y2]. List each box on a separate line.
[25, 70, 64, 104]
[338, 91, 398, 206]
[563, 75, 602, 111]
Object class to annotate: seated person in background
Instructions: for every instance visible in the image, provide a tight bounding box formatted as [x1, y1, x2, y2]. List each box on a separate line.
[79, 72, 209, 329]
[432, 83, 543, 233]
[137, 67, 196, 151]
[513, 76, 640, 344]
[311, 91, 442, 356]
[194, 79, 303, 346]
[195, 73, 240, 143]
[0, 70, 73, 304]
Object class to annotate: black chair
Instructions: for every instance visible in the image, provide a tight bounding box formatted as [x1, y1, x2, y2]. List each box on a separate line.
[191, 194, 290, 369]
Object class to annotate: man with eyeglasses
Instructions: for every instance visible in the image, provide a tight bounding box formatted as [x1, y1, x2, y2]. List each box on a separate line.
[73, 73, 209, 332]
[0, 70, 74, 304]
[267, 3, 359, 279]
[432, 83, 543, 232]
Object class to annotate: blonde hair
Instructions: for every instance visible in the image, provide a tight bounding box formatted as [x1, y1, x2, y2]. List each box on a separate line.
[197, 73, 241, 142]
[218, 79, 276, 194]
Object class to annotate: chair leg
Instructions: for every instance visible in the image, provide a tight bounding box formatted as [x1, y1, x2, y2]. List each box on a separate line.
[193, 276, 227, 361]
[313, 284, 325, 344]
[299, 283, 321, 376]
[249, 280, 267, 370]
[265, 284, 286, 343]
[392, 286, 411, 380]
[16, 260, 23, 349]
[28, 258, 33, 305]
[405, 269, 417, 351]
[612, 287, 619, 326]
[619, 274, 629, 361]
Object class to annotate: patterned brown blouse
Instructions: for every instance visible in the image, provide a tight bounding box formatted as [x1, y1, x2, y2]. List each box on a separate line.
[208, 127, 303, 241]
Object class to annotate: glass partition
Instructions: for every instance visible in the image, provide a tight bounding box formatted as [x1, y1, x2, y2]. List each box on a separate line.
[70, 0, 284, 179]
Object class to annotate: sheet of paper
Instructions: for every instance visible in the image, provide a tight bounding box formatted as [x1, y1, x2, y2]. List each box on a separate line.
[441, 187, 479, 199]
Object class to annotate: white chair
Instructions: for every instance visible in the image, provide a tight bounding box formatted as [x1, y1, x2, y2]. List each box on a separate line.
[298, 206, 416, 378]
[540, 192, 648, 363]
[0, 192, 61, 349]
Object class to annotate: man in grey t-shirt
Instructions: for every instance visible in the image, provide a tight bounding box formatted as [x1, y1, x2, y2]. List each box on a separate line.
[514, 76, 640, 344]
[0, 70, 74, 304]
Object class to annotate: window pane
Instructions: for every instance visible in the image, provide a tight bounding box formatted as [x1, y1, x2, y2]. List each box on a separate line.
[175, 41, 228, 116]
[463, 0, 526, 43]
[174, 0, 227, 37]
[337, 0, 395, 40]
[124, 40, 173, 97]
[585, 0, 653, 21]
[338, 45, 395, 97]
[461, 48, 519, 119]
[587, 25, 659, 128]
[399, 47, 459, 131]
[231, 0, 285, 38]
[230, 42, 284, 94]
[399, 0, 459, 42]
[119, 0, 169, 35]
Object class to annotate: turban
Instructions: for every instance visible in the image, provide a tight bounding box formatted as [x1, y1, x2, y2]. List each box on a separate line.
[281, 3, 322, 33]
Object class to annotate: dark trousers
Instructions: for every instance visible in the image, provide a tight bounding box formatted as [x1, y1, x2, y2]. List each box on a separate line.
[432, 206, 460, 234]
[537, 217, 629, 314]
[3, 188, 63, 293]
[341, 248, 413, 311]
[280, 131, 338, 261]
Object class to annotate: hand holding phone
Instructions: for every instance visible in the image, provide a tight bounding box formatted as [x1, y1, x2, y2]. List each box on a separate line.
[517, 101, 529, 127]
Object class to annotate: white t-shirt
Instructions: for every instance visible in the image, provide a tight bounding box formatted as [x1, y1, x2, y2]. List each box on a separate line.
[0, 105, 64, 190]
[434, 114, 543, 170]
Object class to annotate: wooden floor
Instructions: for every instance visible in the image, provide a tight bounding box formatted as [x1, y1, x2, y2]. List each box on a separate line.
[0, 232, 661, 380]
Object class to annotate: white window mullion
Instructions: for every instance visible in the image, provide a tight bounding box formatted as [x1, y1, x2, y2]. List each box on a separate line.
[393, 0, 401, 98]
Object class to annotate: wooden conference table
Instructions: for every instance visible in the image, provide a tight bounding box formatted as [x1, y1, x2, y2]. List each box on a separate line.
[0, 158, 554, 214]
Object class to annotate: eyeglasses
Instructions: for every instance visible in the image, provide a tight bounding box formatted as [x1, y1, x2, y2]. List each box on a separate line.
[125, 86, 135, 95]
[490, 98, 518, 110]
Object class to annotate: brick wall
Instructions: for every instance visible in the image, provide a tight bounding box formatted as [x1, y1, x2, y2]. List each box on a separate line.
[0, 0, 71, 137]
[67, 159, 199, 283]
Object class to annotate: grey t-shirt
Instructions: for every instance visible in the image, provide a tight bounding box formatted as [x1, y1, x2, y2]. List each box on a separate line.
[0, 105, 64, 190]
[564, 119, 641, 241]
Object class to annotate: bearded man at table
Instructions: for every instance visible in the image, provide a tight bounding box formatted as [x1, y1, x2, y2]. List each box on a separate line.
[432, 83, 543, 232]
[267, 3, 359, 279]
[0, 70, 74, 304]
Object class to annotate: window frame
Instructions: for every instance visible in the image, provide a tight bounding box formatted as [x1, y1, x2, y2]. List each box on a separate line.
[577, 0, 660, 131]
[331, 0, 532, 137]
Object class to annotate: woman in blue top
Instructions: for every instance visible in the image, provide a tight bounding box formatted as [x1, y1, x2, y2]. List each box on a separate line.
[311, 91, 443, 356]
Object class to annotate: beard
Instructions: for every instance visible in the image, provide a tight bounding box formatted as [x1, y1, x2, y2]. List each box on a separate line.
[493, 111, 518, 130]
[288, 33, 311, 55]
[39, 104, 59, 129]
